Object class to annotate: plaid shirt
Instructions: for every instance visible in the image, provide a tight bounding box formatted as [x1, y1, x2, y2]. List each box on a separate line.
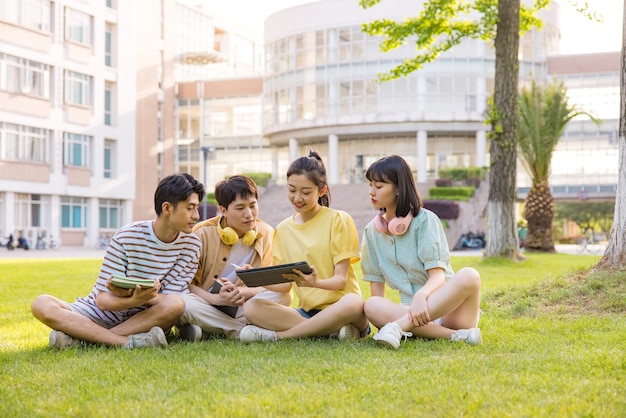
[361, 208, 454, 305]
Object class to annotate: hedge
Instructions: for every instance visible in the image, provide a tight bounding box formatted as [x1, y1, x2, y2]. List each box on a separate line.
[423, 199, 460, 220]
[242, 172, 272, 187]
[428, 186, 476, 200]
[438, 167, 487, 181]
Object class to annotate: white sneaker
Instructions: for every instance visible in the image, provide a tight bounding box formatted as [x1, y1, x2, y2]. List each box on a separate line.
[451, 328, 482, 345]
[124, 326, 168, 349]
[49, 330, 82, 349]
[239, 325, 277, 343]
[373, 322, 412, 349]
[338, 324, 360, 340]
[179, 323, 203, 342]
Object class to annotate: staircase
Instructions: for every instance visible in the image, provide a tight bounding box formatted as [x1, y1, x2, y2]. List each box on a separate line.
[257, 182, 440, 245]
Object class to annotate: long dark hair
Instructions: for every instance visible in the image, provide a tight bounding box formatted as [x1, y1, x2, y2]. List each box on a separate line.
[365, 155, 422, 217]
[286, 150, 331, 207]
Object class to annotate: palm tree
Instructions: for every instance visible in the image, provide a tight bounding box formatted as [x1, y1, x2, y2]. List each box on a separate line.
[517, 79, 598, 252]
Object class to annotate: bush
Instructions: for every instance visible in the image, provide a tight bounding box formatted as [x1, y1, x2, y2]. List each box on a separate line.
[428, 186, 475, 200]
[243, 172, 272, 187]
[438, 167, 487, 181]
[205, 192, 217, 205]
[423, 200, 460, 220]
[435, 178, 453, 187]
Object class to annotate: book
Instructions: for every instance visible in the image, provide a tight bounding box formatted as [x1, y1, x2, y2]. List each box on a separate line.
[208, 281, 239, 318]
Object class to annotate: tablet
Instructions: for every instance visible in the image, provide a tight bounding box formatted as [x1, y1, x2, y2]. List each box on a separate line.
[208, 281, 239, 317]
[235, 261, 312, 287]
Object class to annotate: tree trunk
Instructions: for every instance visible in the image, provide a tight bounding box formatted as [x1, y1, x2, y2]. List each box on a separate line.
[524, 180, 556, 252]
[485, 0, 523, 259]
[598, 1, 626, 269]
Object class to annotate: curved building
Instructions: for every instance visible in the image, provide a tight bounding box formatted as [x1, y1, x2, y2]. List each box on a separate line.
[262, 0, 560, 185]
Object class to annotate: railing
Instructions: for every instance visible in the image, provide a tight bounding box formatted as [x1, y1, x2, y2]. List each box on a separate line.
[517, 183, 617, 201]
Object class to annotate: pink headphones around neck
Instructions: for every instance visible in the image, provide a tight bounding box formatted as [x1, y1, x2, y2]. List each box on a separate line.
[373, 211, 413, 235]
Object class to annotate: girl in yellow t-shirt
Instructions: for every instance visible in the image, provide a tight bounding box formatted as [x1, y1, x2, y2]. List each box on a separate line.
[240, 151, 370, 342]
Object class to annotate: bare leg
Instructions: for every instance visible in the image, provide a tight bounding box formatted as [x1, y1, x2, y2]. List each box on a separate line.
[243, 298, 306, 331]
[365, 268, 481, 341]
[422, 267, 481, 330]
[32, 294, 184, 347]
[109, 294, 185, 336]
[244, 293, 368, 339]
[277, 293, 366, 339]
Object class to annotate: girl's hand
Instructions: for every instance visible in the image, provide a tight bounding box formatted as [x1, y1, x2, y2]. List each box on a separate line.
[284, 265, 319, 288]
[408, 293, 430, 327]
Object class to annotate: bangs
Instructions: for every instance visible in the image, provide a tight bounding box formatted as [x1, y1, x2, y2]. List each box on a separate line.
[365, 160, 391, 183]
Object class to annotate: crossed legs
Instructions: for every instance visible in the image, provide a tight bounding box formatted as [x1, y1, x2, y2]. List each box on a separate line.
[365, 267, 481, 340]
[31, 293, 184, 347]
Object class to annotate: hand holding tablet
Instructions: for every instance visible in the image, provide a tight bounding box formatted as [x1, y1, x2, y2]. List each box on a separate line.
[234, 261, 312, 287]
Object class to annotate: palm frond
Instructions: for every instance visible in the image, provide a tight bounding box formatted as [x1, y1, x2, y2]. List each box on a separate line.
[517, 78, 598, 183]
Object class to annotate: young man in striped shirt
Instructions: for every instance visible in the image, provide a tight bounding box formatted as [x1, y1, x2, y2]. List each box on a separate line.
[31, 173, 205, 349]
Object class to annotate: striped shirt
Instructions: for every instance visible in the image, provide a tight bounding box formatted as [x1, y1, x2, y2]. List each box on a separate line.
[74, 221, 201, 325]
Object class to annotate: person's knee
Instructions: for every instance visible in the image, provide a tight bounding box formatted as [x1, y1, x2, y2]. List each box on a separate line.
[242, 297, 262, 318]
[161, 294, 185, 317]
[363, 296, 384, 317]
[31, 294, 55, 321]
[458, 267, 481, 291]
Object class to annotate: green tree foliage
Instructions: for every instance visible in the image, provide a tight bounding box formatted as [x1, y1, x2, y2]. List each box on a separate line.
[555, 201, 615, 236]
[359, 0, 547, 81]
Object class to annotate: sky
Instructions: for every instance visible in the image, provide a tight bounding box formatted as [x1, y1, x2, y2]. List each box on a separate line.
[188, 0, 623, 54]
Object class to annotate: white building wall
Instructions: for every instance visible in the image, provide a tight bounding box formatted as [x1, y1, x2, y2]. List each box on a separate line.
[0, 0, 137, 247]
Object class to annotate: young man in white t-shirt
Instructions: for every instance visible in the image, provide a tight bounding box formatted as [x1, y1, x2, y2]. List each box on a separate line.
[177, 175, 291, 341]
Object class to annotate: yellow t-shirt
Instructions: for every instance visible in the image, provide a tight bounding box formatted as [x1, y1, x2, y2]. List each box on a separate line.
[272, 206, 361, 311]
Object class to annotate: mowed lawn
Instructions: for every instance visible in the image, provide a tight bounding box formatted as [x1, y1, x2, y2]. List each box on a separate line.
[0, 253, 624, 417]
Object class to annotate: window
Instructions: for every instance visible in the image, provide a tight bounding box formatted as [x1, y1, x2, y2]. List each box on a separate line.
[15, 193, 49, 229]
[99, 199, 123, 229]
[0, 122, 49, 163]
[105, 23, 114, 67]
[104, 82, 113, 125]
[64, 71, 92, 106]
[63, 132, 91, 167]
[61, 196, 87, 229]
[65, 7, 92, 45]
[104, 139, 114, 178]
[0, 0, 50, 31]
[0, 53, 50, 98]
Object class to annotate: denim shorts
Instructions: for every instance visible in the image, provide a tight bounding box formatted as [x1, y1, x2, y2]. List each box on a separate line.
[296, 307, 322, 319]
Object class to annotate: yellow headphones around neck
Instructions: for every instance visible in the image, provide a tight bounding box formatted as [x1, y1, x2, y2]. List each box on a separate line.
[217, 216, 257, 246]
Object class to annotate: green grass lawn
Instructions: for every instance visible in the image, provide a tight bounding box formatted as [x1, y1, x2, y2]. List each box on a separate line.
[1, 254, 625, 417]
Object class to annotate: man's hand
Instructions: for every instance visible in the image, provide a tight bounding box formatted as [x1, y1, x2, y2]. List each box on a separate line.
[129, 279, 161, 305]
[106, 278, 134, 298]
[217, 280, 245, 307]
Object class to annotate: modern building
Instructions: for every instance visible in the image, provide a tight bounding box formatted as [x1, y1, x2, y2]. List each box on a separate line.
[0, 0, 264, 248]
[0, 0, 136, 248]
[175, 0, 618, 202]
[0, 0, 618, 249]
